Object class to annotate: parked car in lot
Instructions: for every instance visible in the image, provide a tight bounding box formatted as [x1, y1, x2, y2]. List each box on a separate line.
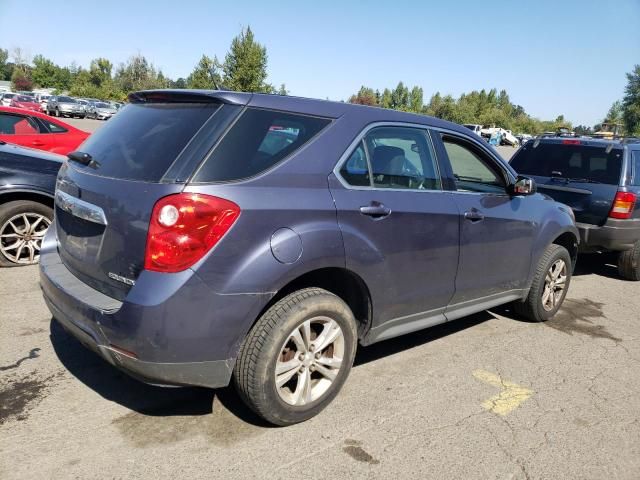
[9, 94, 41, 112]
[0, 140, 63, 266]
[38, 95, 51, 113]
[463, 124, 483, 136]
[46, 95, 86, 118]
[1, 93, 16, 107]
[0, 106, 89, 155]
[510, 136, 640, 280]
[40, 90, 578, 426]
[86, 101, 117, 120]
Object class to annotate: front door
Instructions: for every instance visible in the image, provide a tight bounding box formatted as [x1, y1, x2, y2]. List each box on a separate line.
[435, 133, 535, 306]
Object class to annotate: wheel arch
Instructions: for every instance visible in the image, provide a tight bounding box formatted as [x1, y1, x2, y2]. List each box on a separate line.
[0, 189, 54, 210]
[551, 230, 579, 269]
[252, 267, 373, 340]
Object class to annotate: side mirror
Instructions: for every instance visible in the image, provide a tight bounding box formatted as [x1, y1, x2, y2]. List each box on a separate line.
[511, 176, 536, 196]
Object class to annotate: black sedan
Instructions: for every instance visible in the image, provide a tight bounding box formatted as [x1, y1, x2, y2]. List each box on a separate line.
[0, 140, 64, 266]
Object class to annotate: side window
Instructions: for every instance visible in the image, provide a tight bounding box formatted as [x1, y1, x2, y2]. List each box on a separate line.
[442, 136, 506, 193]
[40, 119, 68, 133]
[366, 127, 440, 190]
[194, 108, 330, 182]
[340, 142, 369, 186]
[0, 114, 39, 134]
[632, 151, 640, 186]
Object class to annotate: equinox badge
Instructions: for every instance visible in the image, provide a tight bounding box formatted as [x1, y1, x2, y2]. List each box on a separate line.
[108, 272, 136, 286]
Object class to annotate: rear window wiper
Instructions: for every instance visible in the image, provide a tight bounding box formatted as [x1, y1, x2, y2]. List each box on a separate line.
[67, 151, 99, 168]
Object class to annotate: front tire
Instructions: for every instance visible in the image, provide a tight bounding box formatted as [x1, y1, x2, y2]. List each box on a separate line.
[233, 288, 358, 426]
[618, 242, 640, 281]
[515, 244, 572, 321]
[0, 200, 53, 267]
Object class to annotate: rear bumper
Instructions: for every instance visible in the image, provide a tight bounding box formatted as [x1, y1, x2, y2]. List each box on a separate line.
[39, 225, 272, 389]
[577, 218, 640, 252]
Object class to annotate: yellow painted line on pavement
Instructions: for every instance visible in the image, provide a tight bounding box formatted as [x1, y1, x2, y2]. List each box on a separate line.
[472, 369, 534, 416]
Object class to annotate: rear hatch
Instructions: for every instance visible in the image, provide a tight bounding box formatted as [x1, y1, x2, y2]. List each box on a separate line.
[54, 91, 245, 300]
[510, 139, 624, 225]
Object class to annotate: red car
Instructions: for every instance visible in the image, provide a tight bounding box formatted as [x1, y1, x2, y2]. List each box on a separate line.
[0, 106, 89, 155]
[10, 95, 41, 112]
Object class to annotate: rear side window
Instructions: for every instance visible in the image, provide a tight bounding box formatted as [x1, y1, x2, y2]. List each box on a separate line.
[632, 151, 640, 186]
[77, 103, 219, 181]
[511, 142, 623, 185]
[193, 108, 330, 182]
[40, 119, 68, 133]
[0, 114, 40, 134]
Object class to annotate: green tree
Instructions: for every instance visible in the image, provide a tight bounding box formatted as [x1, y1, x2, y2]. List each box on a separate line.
[622, 65, 640, 135]
[380, 88, 392, 109]
[187, 54, 222, 89]
[31, 54, 57, 87]
[348, 86, 377, 106]
[408, 86, 423, 113]
[89, 58, 113, 86]
[277, 84, 288, 95]
[113, 54, 165, 93]
[0, 48, 9, 80]
[390, 82, 409, 110]
[605, 100, 623, 123]
[222, 26, 272, 93]
[172, 77, 187, 88]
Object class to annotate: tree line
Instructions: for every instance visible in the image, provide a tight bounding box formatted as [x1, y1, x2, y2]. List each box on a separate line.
[0, 27, 284, 101]
[348, 84, 569, 134]
[1, 26, 638, 135]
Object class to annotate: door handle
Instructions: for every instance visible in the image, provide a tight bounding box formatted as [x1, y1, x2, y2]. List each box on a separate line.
[31, 141, 45, 146]
[464, 209, 484, 222]
[359, 203, 391, 219]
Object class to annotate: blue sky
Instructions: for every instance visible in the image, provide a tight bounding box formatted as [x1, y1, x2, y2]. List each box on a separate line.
[1, 0, 638, 126]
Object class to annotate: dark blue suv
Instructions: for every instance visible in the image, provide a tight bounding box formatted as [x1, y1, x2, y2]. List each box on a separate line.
[510, 137, 640, 280]
[40, 90, 577, 425]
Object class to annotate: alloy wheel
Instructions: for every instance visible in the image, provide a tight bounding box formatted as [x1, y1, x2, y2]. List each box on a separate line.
[0, 212, 51, 264]
[275, 316, 345, 406]
[542, 259, 567, 311]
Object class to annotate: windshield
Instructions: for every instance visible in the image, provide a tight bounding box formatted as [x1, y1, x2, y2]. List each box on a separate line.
[58, 96, 75, 103]
[3, 94, 15, 99]
[16, 95, 34, 102]
[96, 102, 109, 108]
[510, 142, 624, 185]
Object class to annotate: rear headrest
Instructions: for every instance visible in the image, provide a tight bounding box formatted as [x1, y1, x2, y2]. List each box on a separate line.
[372, 146, 405, 175]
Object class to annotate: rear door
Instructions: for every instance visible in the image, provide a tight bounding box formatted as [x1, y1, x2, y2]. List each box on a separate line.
[329, 125, 459, 335]
[510, 140, 624, 225]
[53, 98, 243, 300]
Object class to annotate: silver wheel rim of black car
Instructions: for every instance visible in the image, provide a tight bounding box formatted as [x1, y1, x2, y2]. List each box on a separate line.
[275, 316, 345, 406]
[0, 213, 50, 264]
[542, 259, 567, 311]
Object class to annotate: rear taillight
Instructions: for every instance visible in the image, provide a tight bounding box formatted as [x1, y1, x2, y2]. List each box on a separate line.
[609, 191, 637, 220]
[144, 193, 240, 273]
[562, 139, 581, 145]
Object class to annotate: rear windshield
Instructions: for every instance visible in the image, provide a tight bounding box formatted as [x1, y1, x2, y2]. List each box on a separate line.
[193, 108, 330, 182]
[510, 142, 624, 185]
[77, 103, 219, 181]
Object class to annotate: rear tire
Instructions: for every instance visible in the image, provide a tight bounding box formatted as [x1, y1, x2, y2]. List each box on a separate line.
[618, 242, 640, 281]
[0, 200, 53, 267]
[233, 288, 358, 426]
[515, 244, 572, 321]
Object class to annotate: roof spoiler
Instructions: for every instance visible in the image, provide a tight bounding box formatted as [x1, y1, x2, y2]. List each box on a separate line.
[128, 89, 251, 106]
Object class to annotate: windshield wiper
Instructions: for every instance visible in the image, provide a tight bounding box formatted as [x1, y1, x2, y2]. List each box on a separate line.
[454, 174, 484, 182]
